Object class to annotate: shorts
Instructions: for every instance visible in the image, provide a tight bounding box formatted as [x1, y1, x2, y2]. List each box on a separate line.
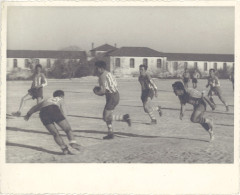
[141, 89, 154, 103]
[183, 78, 189, 83]
[105, 91, 120, 110]
[39, 105, 65, 126]
[208, 86, 222, 97]
[192, 78, 198, 83]
[28, 87, 43, 99]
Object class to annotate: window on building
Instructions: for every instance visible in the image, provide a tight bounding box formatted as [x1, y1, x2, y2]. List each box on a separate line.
[184, 62, 188, 69]
[174, 62, 178, 70]
[47, 59, 51, 68]
[214, 62, 218, 70]
[115, 58, 121, 67]
[143, 58, 148, 66]
[13, 59, 18, 68]
[36, 59, 40, 64]
[223, 62, 227, 70]
[194, 62, 198, 69]
[25, 59, 29, 68]
[157, 59, 162, 68]
[204, 62, 208, 71]
[130, 58, 135, 68]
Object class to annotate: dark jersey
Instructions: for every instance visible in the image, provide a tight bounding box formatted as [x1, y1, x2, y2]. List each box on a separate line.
[138, 73, 155, 91]
[207, 75, 220, 88]
[178, 88, 203, 106]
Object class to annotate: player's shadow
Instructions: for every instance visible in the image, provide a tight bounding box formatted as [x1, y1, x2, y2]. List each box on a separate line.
[215, 123, 234, 127]
[68, 115, 102, 120]
[74, 130, 209, 143]
[120, 105, 234, 115]
[6, 127, 102, 141]
[6, 141, 63, 155]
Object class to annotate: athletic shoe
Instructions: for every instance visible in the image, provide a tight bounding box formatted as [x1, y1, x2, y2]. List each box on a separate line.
[62, 147, 73, 155]
[12, 111, 21, 117]
[69, 143, 81, 151]
[158, 106, 162, 117]
[150, 119, 157, 125]
[103, 133, 114, 140]
[123, 114, 131, 127]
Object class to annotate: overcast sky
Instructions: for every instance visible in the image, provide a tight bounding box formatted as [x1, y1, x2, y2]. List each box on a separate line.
[7, 6, 234, 54]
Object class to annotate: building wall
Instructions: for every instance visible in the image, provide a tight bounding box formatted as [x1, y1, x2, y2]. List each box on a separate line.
[110, 56, 167, 75]
[167, 60, 234, 75]
[7, 58, 57, 72]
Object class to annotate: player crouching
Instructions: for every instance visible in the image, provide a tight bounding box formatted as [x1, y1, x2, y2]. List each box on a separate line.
[94, 61, 131, 140]
[172, 81, 216, 142]
[24, 90, 81, 155]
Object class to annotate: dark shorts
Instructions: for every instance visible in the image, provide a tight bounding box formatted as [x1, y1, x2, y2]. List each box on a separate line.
[28, 87, 43, 99]
[192, 78, 198, 83]
[104, 91, 120, 110]
[183, 78, 189, 83]
[208, 86, 222, 97]
[39, 105, 65, 126]
[141, 89, 154, 103]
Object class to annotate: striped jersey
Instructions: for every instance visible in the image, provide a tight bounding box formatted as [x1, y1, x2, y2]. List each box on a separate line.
[207, 75, 220, 87]
[138, 73, 155, 91]
[99, 71, 118, 93]
[179, 88, 203, 106]
[192, 72, 198, 79]
[32, 73, 47, 88]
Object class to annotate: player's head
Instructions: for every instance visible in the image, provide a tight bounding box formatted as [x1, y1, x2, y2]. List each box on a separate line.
[53, 90, 65, 98]
[209, 68, 215, 76]
[139, 64, 148, 75]
[95, 61, 106, 75]
[35, 64, 42, 73]
[172, 81, 185, 96]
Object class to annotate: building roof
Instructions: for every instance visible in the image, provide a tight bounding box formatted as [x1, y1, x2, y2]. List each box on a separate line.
[164, 53, 234, 62]
[108, 47, 165, 57]
[7, 50, 87, 59]
[91, 44, 116, 51]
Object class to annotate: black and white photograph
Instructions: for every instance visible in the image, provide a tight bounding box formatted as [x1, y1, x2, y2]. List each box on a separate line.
[0, 1, 239, 194]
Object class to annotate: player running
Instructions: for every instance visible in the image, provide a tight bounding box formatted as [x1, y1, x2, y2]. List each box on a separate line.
[206, 69, 229, 111]
[182, 68, 190, 88]
[172, 81, 216, 141]
[12, 64, 47, 117]
[24, 90, 81, 155]
[138, 64, 162, 125]
[192, 69, 198, 89]
[93, 61, 131, 140]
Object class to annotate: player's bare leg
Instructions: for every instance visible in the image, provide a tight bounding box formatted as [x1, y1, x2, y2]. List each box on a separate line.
[191, 107, 214, 141]
[57, 119, 81, 151]
[217, 94, 229, 112]
[103, 110, 114, 139]
[12, 93, 32, 116]
[45, 123, 72, 154]
[143, 98, 157, 124]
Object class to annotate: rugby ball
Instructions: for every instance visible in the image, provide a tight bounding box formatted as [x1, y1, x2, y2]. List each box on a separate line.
[93, 86, 104, 96]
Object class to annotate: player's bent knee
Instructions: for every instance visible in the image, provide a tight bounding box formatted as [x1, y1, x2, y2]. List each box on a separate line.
[191, 116, 199, 123]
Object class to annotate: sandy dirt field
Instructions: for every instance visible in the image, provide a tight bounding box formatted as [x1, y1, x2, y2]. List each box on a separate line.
[6, 77, 234, 163]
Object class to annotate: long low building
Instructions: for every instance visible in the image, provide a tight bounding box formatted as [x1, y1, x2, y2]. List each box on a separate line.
[164, 53, 234, 76]
[7, 50, 87, 72]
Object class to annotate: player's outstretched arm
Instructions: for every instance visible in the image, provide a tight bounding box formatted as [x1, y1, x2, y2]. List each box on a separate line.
[41, 74, 48, 87]
[180, 104, 185, 120]
[24, 103, 43, 120]
[149, 78, 158, 97]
